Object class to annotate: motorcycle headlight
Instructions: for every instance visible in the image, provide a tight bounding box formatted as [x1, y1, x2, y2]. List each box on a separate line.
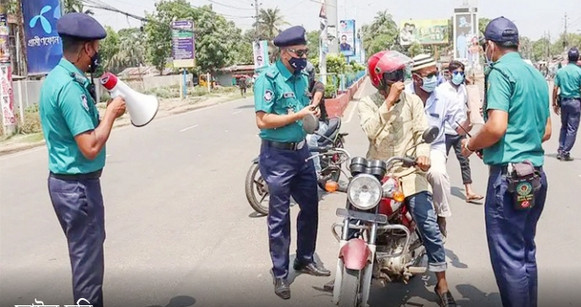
[347, 174, 382, 210]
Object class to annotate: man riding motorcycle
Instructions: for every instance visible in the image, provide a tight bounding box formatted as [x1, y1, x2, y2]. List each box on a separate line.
[357, 50, 456, 306]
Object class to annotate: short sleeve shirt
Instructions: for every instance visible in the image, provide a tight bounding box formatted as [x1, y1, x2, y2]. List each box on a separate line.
[254, 59, 310, 142]
[484, 52, 549, 166]
[39, 58, 105, 174]
[554, 63, 581, 98]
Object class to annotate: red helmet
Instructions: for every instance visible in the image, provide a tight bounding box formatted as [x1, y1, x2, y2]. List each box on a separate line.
[368, 50, 412, 89]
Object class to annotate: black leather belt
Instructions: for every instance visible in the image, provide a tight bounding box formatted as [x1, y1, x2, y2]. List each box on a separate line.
[50, 169, 102, 180]
[491, 164, 542, 175]
[262, 139, 306, 151]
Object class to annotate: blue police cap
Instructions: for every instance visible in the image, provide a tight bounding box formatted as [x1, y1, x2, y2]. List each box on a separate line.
[57, 13, 107, 40]
[273, 26, 307, 47]
[568, 47, 580, 61]
[484, 16, 519, 46]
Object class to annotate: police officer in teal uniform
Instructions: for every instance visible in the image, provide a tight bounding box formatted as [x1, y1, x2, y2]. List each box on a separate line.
[462, 17, 551, 307]
[39, 13, 126, 307]
[553, 47, 581, 161]
[254, 25, 330, 300]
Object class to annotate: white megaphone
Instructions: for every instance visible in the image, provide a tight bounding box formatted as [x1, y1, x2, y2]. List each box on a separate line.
[100, 72, 159, 127]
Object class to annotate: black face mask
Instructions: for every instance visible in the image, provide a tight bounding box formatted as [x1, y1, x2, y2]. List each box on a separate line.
[88, 51, 101, 74]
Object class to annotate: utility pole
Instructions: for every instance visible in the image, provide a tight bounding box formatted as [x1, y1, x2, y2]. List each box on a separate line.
[563, 12, 568, 51]
[547, 31, 551, 60]
[252, 0, 261, 42]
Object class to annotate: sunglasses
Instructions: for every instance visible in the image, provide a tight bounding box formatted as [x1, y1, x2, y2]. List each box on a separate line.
[287, 48, 309, 57]
[452, 71, 465, 76]
[416, 72, 437, 79]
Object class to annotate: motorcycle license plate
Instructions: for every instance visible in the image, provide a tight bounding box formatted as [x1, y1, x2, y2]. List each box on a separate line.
[336, 208, 388, 224]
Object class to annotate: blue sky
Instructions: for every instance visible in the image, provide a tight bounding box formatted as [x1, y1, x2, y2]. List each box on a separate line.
[91, 0, 581, 42]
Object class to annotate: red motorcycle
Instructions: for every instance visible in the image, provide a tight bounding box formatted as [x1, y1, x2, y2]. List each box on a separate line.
[314, 128, 438, 307]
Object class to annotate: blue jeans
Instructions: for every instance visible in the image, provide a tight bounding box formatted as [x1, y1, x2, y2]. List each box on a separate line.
[558, 98, 580, 156]
[406, 191, 447, 272]
[306, 121, 329, 174]
[48, 175, 105, 307]
[485, 166, 548, 307]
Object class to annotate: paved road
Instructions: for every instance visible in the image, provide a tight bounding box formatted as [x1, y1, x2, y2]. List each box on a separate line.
[1, 94, 580, 307]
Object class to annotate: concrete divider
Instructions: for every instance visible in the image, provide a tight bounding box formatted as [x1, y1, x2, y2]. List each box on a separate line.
[324, 75, 367, 118]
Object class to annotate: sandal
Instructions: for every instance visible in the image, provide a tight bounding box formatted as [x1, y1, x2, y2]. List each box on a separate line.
[434, 285, 457, 306]
[466, 193, 484, 203]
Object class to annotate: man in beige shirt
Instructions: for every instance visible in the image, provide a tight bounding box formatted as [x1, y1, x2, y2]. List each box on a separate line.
[358, 50, 456, 306]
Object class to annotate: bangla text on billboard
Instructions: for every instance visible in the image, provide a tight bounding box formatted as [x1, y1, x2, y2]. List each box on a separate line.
[399, 19, 449, 46]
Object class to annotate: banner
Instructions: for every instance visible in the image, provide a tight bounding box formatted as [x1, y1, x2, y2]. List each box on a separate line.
[1, 64, 15, 126]
[453, 8, 478, 62]
[0, 10, 10, 63]
[399, 19, 449, 46]
[21, 0, 63, 75]
[338, 19, 355, 57]
[253, 40, 269, 70]
[171, 20, 195, 68]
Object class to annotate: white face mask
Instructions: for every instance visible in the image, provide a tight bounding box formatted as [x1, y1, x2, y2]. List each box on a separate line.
[420, 75, 438, 93]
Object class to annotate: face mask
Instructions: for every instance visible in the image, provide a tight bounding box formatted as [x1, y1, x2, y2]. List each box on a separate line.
[420, 75, 438, 93]
[451, 73, 464, 85]
[289, 57, 307, 72]
[88, 51, 101, 74]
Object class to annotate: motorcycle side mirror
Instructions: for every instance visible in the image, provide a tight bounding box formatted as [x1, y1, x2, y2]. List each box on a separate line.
[303, 113, 319, 134]
[422, 126, 439, 144]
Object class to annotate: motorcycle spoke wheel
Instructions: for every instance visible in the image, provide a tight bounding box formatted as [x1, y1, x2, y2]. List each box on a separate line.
[339, 268, 361, 307]
[244, 163, 270, 215]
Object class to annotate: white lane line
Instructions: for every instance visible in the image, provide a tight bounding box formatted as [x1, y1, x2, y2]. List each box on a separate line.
[232, 110, 242, 115]
[179, 124, 199, 132]
[345, 100, 359, 124]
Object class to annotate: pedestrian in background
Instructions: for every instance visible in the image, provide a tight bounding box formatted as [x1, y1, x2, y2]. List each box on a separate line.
[462, 17, 551, 307]
[553, 47, 581, 161]
[439, 60, 484, 203]
[39, 13, 126, 307]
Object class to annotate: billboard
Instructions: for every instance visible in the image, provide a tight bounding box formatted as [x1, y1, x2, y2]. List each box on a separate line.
[253, 40, 269, 70]
[453, 7, 478, 62]
[338, 19, 355, 57]
[399, 19, 449, 46]
[21, 0, 63, 75]
[171, 20, 195, 68]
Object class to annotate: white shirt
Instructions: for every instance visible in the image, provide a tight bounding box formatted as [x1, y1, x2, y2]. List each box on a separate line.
[437, 81, 468, 135]
[405, 82, 466, 153]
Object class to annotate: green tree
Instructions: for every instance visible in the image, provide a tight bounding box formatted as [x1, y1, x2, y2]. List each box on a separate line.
[99, 26, 120, 74]
[532, 37, 551, 61]
[62, 0, 93, 14]
[407, 42, 424, 57]
[478, 17, 491, 35]
[108, 28, 147, 73]
[307, 30, 320, 62]
[255, 8, 288, 41]
[551, 33, 581, 56]
[360, 10, 399, 57]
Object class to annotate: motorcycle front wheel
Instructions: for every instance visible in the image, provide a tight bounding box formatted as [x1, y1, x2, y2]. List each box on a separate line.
[339, 267, 360, 307]
[244, 163, 269, 215]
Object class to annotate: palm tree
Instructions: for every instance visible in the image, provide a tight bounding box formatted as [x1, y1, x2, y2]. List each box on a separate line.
[107, 29, 146, 73]
[255, 8, 288, 41]
[62, 0, 93, 15]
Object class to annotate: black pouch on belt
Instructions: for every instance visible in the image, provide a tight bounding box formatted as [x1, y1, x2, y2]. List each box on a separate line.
[506, 161, 541, 210]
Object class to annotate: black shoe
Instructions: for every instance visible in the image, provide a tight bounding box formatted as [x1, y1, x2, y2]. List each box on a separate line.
[293, 260, 331, 276]
[273, 278, 290, 300]
[323, 279, 335, 292]
[563, 155, 574, 161]
[557, 153, 563, 160]
[434, 286, 457, 307]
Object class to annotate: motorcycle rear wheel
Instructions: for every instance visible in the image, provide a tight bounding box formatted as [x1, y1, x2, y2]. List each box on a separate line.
[339, 268, 360, 307]
[244, 163, 270, 215]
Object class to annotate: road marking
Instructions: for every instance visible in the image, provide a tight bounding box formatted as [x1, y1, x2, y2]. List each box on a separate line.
[179, 124, 199, 132]
[345, 100, 359, 123]
[232, 110, 242, 115]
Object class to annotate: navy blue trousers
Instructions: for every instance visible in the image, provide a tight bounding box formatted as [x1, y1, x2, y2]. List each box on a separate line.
[48, 175, 105, 307]
[485, 166, 548, 307]
[558, 98, 580, 157]
[259, 143, 319, 279]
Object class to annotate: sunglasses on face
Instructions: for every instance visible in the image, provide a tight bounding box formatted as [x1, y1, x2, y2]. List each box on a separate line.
[287, 48, 309, 57]
[419, 72, 437, 79]
[452, 71, 465, 76]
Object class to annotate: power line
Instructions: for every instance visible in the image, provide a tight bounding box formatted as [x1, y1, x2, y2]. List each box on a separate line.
[207, 0, 254, 11]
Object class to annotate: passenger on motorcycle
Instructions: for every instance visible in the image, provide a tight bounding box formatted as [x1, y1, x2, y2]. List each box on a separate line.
[305, 62, 329, 176]
[358, 50, 456, 306]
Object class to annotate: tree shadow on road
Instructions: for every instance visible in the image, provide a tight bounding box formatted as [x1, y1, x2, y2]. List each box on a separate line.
[145, 295, 196, 307]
